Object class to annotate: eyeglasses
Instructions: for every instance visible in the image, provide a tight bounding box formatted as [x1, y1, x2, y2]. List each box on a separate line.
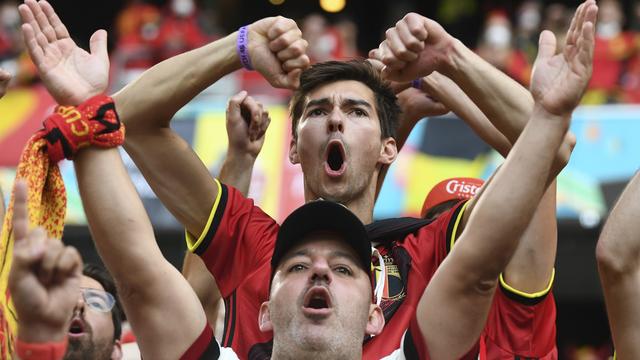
[81, 288, 116, 313]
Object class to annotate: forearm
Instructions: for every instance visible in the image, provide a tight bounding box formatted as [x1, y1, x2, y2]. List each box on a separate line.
[445, 40, 531, 144]
[418, 107, 567, 359]
[74, 148, 164, 282]
[75, 148, 207, 358]
[113, 33, 240, 131]
[457, 106, 567, 281]
[219, 152, 257, 197]
[423, 72, 511, 156]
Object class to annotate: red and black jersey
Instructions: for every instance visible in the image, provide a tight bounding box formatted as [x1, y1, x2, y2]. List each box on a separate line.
[477, 274, 557, 359]
[187, 180, 556, 359]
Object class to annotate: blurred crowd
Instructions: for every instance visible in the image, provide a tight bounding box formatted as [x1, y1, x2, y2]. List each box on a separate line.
[476, 0, 640, 104]
[1, 0, 637, 105]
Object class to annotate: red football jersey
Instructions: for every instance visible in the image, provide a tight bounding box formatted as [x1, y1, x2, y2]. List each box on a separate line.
[188, 180, 556, 359]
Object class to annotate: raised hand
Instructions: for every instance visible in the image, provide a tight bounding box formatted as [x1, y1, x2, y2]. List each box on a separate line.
[369, 13, 455, 82]
[226, 91, 271, 159]
[530, 0, 597, 116]
[396, 83, 449, 124]
[248, 16, 310, 90]
[0, 68, 11, 98]
[367, 59, 448, 123]
[19, 0, 109, 105]
[8, 181, 82, 343]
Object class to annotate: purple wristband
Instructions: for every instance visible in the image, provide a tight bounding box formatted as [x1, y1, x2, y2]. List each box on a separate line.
[237, 26, 253, 71]
[411, 78, 422, 89]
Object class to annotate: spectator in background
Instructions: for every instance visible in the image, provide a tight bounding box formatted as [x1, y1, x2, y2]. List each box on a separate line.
[542, 3, 571, 50]
[586, 0, 634, 104]
[302, 13, 358, 62]
[619, 2, 640, 103]
[112, 0, 161, 88]
[0, 1, 36, 86]
[477, 11, 531, 86]
[154, 0, 210, 61]
[514, 0, 542, 64]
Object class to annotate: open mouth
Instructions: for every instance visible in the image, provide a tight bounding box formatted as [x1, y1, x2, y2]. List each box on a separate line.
[303, 286, 332, 313]
[324, 140, 346, 177]
[68, 318, 85, 337]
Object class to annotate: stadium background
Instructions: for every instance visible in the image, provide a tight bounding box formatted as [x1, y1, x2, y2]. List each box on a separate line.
[2, 0, 639, 357]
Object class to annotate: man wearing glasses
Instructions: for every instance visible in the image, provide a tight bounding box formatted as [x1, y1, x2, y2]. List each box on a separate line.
[8, 181, 123, 360]
[66, 264, 122, 360]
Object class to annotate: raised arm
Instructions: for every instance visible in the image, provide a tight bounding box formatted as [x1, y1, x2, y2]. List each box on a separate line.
[114, 17, 306, 239]
[74, 147, 208, 360]
[372, 3, 591, 294]
[416, 3, 596, 358]
[420, 69, 563, 293]
[596, 173, 640, 359]
[182, 91, 271, 329]
[19, 0, 308, 239]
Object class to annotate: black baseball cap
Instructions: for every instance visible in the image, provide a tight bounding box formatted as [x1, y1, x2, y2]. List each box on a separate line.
[271, 200, 372, 277]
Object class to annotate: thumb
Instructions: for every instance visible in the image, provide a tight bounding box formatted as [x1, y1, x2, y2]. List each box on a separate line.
[286, 69, 302, 90]
[89, 29, 109, 61]
[536, 30, 557, 62]
[227, 91, 248, 116]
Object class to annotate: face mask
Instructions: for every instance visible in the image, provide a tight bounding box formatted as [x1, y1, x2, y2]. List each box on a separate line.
[597, 21, 621, 38]
[519, 9, 540, 32]
[0, 7, 20, 28]
[484, 25, 512, 48]
[171, 0, 195, 17]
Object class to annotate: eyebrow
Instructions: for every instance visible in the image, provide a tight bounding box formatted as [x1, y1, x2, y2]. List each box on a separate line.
[280, 248, 360, 268]
[304, 97, 373, 112]
[329, 250, 361, 266]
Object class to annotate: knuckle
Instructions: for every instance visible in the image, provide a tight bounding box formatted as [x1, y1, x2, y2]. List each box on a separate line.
[409, 24, 424, 36]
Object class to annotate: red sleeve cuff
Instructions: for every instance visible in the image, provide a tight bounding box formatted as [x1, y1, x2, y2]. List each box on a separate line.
[16, 338, 68, 360]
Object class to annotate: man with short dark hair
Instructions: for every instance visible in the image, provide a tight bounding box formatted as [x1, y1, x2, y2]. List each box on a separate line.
[64, 264, 122, 360]
[20, 0, 597, 358]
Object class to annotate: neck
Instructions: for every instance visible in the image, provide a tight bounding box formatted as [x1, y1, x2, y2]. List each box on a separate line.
[271, 344, 362, 360]
[303, 179, 377, 225]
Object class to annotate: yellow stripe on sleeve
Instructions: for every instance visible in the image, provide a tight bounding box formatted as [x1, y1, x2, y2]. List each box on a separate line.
[449, 201, 470, 251]
[185, 179, 223, 252]
[499, 268, 556, 299]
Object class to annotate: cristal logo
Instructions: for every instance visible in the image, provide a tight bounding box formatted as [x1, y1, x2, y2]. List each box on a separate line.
[445, 180, 480, 196]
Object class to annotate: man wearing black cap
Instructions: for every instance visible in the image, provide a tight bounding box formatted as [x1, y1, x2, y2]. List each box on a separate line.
[72, 133, 383, 359]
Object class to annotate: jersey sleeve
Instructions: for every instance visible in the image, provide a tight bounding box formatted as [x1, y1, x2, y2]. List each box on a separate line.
[481, 270, 557, 359]
[407, 200, 469, 276]
[184, 179, 279, 297]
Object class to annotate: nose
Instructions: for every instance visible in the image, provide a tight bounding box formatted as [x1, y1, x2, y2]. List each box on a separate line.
[74, 290, 86, 314]
[309, 259, 332, 285]
[327, 107, 344, 133]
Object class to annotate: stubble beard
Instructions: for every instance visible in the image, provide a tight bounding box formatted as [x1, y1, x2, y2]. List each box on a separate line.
[64, 336, 114, 360]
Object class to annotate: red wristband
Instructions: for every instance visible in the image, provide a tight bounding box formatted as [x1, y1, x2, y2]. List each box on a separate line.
[39, 94, 125, 163]
[16, 338, 68, 360]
